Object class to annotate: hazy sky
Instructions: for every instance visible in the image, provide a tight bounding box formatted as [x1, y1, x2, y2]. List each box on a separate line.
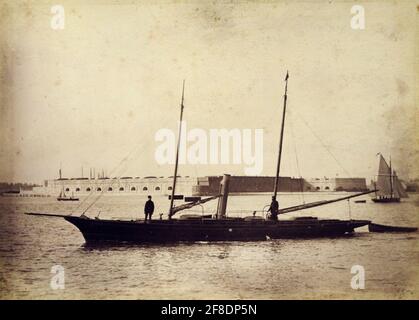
[0, 0, 417, 183]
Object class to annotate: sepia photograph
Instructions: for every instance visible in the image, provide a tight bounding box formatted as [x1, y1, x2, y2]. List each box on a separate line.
[0, 0, 418, 304]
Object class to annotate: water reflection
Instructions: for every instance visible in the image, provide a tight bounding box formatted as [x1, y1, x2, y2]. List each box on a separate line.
[1, 194, 418, 299]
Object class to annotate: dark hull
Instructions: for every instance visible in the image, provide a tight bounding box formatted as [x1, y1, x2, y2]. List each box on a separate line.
[372, 198, 400, 203]
[64, 216, 370, 243]
[369, 223, 417, 233]
[57, 197, 79, 201]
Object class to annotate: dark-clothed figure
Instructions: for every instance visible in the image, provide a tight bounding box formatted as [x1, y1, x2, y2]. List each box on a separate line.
[268, 196, 279, 221]
[144, 195, 155, 221]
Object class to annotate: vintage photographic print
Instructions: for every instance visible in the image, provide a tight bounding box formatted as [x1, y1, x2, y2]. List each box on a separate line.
[0, 0, 418, 302]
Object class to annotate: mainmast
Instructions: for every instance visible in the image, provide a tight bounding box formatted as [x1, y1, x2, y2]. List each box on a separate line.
[273, 71, 289, 201]
[168, 80, 185, 219]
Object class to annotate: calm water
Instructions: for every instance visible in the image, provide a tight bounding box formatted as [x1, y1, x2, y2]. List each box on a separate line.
[0, 193, 418, 299]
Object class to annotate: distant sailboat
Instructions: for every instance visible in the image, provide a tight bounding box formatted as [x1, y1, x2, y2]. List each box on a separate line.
[56, 166, 79, 201]
[57, 189, 79, 201]
[372, 154, 408, 203]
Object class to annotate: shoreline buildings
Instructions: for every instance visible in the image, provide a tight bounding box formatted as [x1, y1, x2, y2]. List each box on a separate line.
[19, 176, 368, 197]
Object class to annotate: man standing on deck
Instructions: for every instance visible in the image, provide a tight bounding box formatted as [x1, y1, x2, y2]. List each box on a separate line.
[144, 195, 155, 221]
[268, 196, 279, 221]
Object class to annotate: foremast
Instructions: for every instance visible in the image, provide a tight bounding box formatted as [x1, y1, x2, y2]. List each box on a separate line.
[168, 80, 185, 219]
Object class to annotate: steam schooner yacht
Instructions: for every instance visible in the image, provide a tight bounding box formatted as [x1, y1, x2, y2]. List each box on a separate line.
[26, 73, 372, 243]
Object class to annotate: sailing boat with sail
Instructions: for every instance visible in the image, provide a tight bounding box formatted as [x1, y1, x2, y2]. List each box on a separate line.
[56, 167, 79, 201]
[57, 189, 79, 201]
[26, 73, 373, 243]
[372, 154, 408, 203]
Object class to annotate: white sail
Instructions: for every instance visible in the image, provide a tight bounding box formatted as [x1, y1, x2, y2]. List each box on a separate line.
[393, 170, 408, 198]
[392, 178, 401, 199]
[376, 155, 393, 197]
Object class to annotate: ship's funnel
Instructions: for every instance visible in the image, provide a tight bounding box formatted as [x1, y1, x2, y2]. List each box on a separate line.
[216, 174, 231, 219]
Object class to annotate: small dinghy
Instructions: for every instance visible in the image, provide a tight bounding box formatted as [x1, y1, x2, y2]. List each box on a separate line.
[369, 223, 417, 233]
[57, 196, 79, 201]
[354, 200, 366, 203]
